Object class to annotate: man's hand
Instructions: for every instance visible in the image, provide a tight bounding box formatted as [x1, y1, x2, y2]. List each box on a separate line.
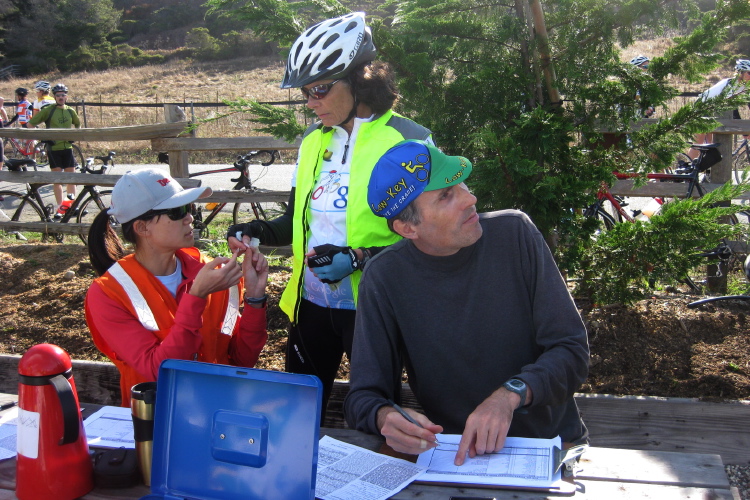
[454, 387, 519, 466]
[377, 406, 443, 455]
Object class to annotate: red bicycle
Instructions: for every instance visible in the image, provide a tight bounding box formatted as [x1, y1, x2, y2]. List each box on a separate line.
[583, 143, 721, 229]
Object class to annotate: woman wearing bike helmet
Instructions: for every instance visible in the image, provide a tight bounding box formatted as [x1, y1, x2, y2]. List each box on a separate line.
[28, 83, 81, 217]
[86, 169, 268, 406]
[691, 59, 750, 157]
[227, 11, 434, 417]
[31, 80, 54, 117]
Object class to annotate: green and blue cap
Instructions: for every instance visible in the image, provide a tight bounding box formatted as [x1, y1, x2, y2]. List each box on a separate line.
[368, 140, 472, 219]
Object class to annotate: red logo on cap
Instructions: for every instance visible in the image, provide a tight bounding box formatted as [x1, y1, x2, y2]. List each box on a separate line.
[157, 178, 170, 187]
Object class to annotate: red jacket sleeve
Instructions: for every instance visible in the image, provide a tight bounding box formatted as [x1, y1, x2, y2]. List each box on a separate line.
[86, 281, 206, 380]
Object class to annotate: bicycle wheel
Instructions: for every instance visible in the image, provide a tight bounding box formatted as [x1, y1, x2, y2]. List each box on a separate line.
[71, 143, 85, 168]
[77, 189, 113, 245]
[0, 190, 51, 241]
[3, 139, 24, 161]
[232, 201, 287, 224]
[583, 203, 617, 230]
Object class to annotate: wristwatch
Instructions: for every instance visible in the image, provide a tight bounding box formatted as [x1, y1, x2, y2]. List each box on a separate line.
[503, 378, 528, 410]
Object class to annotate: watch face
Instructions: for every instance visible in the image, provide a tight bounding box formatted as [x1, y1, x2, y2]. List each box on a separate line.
[508, 379, 525, 390]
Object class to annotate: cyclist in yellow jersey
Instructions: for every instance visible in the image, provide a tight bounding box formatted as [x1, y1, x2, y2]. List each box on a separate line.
[30, 81, 55, 118]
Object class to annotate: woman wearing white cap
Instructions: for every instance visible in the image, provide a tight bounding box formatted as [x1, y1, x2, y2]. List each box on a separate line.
[85, 168, 268, 407]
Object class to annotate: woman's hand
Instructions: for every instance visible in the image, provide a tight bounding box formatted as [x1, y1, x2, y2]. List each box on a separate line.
[189, 251, 243, 299]
[242, 247, 269, 303]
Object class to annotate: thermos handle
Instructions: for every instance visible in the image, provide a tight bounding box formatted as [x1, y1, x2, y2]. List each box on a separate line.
[49, 374, 79, 445]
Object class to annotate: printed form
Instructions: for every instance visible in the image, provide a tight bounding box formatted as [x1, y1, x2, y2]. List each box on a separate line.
[316, 436, 426, 500]
[416, 434, 569, 490]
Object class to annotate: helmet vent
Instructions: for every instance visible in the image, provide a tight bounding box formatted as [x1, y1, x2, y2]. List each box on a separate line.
[322, 33, 340, 50]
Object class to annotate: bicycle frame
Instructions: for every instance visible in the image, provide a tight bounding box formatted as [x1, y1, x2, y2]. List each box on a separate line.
[188, 151, 278, 235]
[589, 144, 715, 224]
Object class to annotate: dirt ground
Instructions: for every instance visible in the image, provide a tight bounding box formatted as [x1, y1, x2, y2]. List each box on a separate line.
[0, 241, 749, 403]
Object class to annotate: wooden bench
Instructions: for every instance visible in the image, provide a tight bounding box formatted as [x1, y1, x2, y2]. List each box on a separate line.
[0, 354, 747, 464]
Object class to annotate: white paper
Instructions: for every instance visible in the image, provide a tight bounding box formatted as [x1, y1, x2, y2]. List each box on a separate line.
[416, 434, 566, 490]
[16, 408, 40, 459]
[83, 405, 135, 448]
[0, 406, 19, 460]
[315, 436, 426, 500]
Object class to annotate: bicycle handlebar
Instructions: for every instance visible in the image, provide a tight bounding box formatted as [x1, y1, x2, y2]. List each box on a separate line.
[235, 150, 278, 168]
[80, 151, 116, 175]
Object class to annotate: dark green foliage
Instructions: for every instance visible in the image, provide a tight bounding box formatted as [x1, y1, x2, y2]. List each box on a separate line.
[572, 181, 750, 305]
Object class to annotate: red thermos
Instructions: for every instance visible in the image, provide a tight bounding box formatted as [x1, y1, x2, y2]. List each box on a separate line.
[16, 344, 93, 500]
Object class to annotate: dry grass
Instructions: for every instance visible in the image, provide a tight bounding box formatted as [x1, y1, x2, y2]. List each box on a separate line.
[1, 56, 301, 162]
[0, 38, 737, 161]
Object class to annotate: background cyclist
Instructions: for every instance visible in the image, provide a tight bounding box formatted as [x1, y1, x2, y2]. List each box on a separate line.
[690, 59, 750, 159]
[30, 80, 55, 118]
[28, 83, 80, 217]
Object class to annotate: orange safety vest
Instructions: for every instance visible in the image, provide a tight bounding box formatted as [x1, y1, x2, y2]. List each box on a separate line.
[86, 249, 241, 406]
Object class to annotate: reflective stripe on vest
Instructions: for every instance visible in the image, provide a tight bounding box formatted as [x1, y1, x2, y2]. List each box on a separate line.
[108, 262, 240, 335]
[108, 263, 159, 331]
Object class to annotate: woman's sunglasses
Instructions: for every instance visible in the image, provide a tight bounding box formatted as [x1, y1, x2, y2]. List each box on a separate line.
[147, 203, 195, 221]
[300, 79, 341, 100]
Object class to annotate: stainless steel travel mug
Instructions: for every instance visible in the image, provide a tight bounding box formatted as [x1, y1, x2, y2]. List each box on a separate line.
[130, 382, 157, 486]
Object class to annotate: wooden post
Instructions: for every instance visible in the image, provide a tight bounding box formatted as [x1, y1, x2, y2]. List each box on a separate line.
[528, 0, 561, 108]
[163, 104, 190, 178]
[706, 110, 734, 293]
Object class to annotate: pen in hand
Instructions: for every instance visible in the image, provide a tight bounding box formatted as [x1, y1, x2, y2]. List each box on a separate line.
[387, 399, 442, 445]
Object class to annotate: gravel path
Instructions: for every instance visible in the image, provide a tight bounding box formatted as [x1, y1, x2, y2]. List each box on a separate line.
[727, 464, 750, 499]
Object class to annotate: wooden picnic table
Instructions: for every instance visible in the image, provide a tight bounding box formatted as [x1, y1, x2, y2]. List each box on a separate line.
[0, 393, 735, 499]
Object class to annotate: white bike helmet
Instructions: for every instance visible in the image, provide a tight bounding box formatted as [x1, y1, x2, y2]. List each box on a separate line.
[736, 59, 750, 72]
[281, 12, 377, 89]
[34, 80, 50, 92]
[629, 55, 649, 67]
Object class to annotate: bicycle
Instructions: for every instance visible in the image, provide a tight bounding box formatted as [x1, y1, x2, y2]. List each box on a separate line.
[2, 137, 85, 170]
[2, 136, 48, 167]
[0, 151, 116, 244]
[188, 150, 287, 239]
[584, 143, 721, 229]
[584, 143, 749, 291]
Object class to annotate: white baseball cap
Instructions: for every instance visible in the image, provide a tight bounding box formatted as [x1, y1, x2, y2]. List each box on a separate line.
[108, 168, 212, 223]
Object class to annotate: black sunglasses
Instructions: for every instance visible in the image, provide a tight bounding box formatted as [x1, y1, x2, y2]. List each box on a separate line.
[300, 79, 342, 100]
[147, 203, 194, 221]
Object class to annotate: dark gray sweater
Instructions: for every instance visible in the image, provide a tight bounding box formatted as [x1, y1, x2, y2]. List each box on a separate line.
[344, 210, 589, 443]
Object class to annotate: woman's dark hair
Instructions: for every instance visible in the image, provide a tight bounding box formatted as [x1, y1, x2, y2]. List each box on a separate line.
[349, 60, 399, 115]
[88, 210, 153, 276]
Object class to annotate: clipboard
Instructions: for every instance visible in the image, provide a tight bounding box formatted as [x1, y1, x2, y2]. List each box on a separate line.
[412, 435, 587, 495]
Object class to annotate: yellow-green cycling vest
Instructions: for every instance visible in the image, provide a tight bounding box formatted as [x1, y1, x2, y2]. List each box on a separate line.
[279, 110, 432, 323]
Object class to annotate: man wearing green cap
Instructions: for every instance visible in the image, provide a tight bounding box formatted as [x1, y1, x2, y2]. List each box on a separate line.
[344, 140, 589, 466]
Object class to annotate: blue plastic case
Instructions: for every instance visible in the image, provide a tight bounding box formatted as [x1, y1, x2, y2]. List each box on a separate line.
[140, 359, 323, 500]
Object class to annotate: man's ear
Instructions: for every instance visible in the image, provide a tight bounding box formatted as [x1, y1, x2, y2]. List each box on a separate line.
[393, 219, 418, 240]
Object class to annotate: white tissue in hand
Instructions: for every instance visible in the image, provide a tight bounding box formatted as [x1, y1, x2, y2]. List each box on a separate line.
[249, 237, 260, 248]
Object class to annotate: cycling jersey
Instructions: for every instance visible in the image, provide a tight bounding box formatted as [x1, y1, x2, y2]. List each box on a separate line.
[15, 99, 31, 125]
